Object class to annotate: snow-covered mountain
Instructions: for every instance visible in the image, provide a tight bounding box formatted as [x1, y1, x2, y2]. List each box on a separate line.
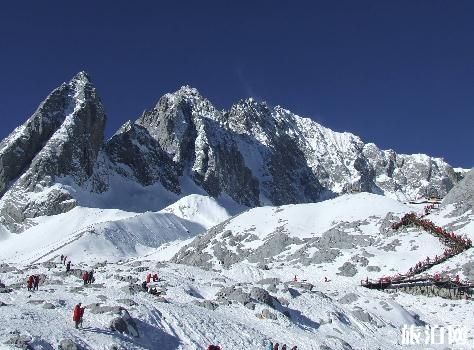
[0, 189, 473, 349]
[0, 72, 463, 234]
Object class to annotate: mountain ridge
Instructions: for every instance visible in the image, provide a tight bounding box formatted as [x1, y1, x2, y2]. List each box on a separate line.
[0, 72, 464, 232]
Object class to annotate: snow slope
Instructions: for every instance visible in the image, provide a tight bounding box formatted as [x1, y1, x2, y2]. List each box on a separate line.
[0, 191, 473, 349]
[0, 195, 236, 264]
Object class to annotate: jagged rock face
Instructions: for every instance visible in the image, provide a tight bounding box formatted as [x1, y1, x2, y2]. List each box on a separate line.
[0, 84, 70, 197]
[442, 168, 474, 214]
[0, 72, 106, 232]
[225, 101, 326, 205]
[0, 73, 464, 232]
[131, 87, 261, 207]
[105, 121, 179, 192]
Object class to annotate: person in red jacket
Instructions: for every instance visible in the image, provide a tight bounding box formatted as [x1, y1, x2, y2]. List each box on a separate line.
[82, 271, 89, 286]
[73, 303, 84, 329]
[27, 276, 33, 291]
[146, 273, 151, 284]
[273, 343, 280, 350]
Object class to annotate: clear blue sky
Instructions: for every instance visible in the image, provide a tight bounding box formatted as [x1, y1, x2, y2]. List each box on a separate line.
[0, 1, 472, 167]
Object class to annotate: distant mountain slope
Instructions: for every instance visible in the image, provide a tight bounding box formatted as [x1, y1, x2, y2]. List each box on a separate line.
[0, 195, 233, 263]
[442, 167, 474, 215]
[172, 193, 445, 274]
[0, 72, 463, 232]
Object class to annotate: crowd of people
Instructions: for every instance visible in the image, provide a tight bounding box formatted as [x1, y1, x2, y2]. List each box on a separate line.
[20, 254, 304, 347]
[391, 211, 471, 249]
[267, 342, 298, 350]
[82, 270, 94, 285]
[26, 275, 40, 291]
[365, 209, 472, 288]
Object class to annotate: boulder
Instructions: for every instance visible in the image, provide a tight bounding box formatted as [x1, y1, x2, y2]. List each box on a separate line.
[338, 293, 359, 305]
[259, 308, 277, 320]
[250, 287, 274, 306]
[59, 339, 79, 350]
[193, 300, 218, 311]
[5, 333, 33, 349]
[109, 309, 139, 337]
[117, 299, 137, 307]
[42, 302, 56, 309]
[120, 284, 143, 295]
[337, 262, 358, 277]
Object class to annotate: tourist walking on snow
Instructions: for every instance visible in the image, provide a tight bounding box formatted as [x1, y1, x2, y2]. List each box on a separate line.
[33, 275, 39, 291]
[82, 271, 89, 286]
[88, 270, 94, 284]
[73, 303, 85, 329]
[66, 260, 71, 273]
[63, 256, 67, 265]
[27, 276, 33, 291]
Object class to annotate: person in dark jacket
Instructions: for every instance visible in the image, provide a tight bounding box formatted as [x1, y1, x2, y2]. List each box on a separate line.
[88, 270, 94, 284]
[66, 261, 71, 273]
[33, 275, 39, 291]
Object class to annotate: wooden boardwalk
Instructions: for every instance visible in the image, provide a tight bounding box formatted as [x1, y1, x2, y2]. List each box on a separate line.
[361, 206, 473, 298]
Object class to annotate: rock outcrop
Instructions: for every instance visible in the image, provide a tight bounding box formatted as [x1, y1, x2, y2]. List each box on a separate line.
[0, 72, 463, 232]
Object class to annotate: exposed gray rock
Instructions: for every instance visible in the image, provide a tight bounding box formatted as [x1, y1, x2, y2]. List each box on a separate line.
[117, 299, 137, 307]
[114, 275, 139, 284]
[133, 266, 148, 273]
[337, 262, 358, 277]
[259, 308, 277, 320]
[86, 303, 122, 315]
[442, 168, 474, 215]
[0, 72, 106, 232]
[5, 333, 33, 349]
[381, 239, 401, 252]
[250, 287, 274, 306]
[216, 286, 251, 305]
[462, 261, 474, 280]
[351, 308, 373, 323]
[59, 339, 79, 350]
[0, 72, 461, 235]
[109, 309, 139, 337]
[366, 265, 381, 272]
[193, 300, 218, 311]
[245, 302, 256, 310]
[257, 277, 280, 285]
[120, 284, 143, 295]
[41, 261, 56, 269]
[338, 293, 359, 304]
[42, 302, 56, 309]
[109, 317, 128, 334]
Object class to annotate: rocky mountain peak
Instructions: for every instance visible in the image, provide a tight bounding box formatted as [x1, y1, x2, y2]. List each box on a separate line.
[0, 72, 107, 232]
[0, 72, 465, 233]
